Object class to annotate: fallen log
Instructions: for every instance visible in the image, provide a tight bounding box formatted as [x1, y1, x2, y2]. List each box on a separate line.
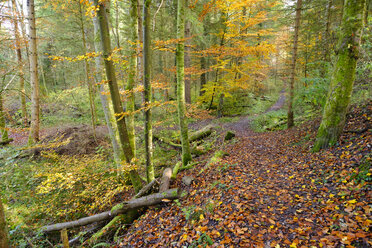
[153, 135, 182, 149]
[189, 125, 213, 142]
[134, 179, 159, 198]
[41, 188, 179, 232]
[159, 168, 172, 193]
[0, 138, 13, 146]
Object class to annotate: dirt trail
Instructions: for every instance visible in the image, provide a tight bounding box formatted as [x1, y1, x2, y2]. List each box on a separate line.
[120, 102, 371, 248]
[221, 89, 286, 136]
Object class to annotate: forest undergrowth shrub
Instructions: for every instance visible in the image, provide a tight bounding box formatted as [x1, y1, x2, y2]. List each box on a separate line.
[251, 109, 287, 132]
[0, 150, 131, 247]
[41, 86, 104, 126]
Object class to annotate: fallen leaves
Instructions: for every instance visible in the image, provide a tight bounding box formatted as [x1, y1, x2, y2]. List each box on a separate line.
[118, 103, 371, 247]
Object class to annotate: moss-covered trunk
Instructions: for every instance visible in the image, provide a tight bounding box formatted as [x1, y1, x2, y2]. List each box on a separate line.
[90, 0, 122, 166]
[94, 0, 142, 192]
[313, 0, 366, 151]
[0, 198, 9, 248]
[143, 0, 155, 183]
[127, 0, 138, 158]
[0, 92, 8, 142]
[287, 0, 302, 129]
[176, 0, 192, 167]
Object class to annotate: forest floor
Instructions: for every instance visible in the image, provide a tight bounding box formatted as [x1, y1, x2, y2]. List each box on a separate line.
[118, 100, 371, 247]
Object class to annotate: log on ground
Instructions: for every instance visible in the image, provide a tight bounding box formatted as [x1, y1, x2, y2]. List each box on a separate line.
[41, 188, 179, 232]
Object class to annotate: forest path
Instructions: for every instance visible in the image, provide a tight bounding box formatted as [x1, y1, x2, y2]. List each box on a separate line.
[220, 89, 286, 136]
[120, 102, 371, 247]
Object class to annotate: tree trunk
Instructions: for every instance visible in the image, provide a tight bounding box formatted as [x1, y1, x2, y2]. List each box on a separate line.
[78, 1, 97, 139]
[0, 197, 9, 248]
[11, 0, 28, 127]
[143, 0, 155, 183]
[127, 0, 138, 157]
[90, 0, 122, 166]
[184, 2, 191, 104]
[93, 0, 142, 193]
[287, 0, 302, 129]
[159, 168, 172, 192]
[321, 0, 333, 76]
[176, 0, 192, 167]
[27, 0, 40, 144]
[0, 92, 8, 143]
[41, 189, 178, 233]
[313, 0, 366, 151]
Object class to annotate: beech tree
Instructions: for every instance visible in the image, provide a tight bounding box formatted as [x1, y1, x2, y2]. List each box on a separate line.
[313, 0, 367, 151]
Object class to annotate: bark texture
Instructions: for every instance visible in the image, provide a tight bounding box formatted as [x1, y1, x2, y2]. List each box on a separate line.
[11, 0, 27, 127]
[287, 0, 302, 129]
[143, 0, 155, 182]
[27, 0, 40, 143]
[313, 0, 366, 151]
[94, 0, 142, 192]
[176, 0, 192, 167]
[127, 0, 139, 157]
[91, 0, 122, 165]
[0, 198, 9, 248]
[41, 189, 178, 232]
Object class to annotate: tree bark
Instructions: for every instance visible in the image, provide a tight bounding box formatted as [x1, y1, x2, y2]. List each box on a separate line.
[143, 0, 155, 183]
[287, 0, 302, 129]
[313, 0, 366, 151]
[90, 0, 122, 166]
[127, 0, 139, 157]
[41, 188, 178, 233]
[11, 0, 27, 127]
[27, 0, 40, 144]
[78, 1, 97, 139]
[176, 0, 192, 167]
[0, 198, 9, 248]
[159, 168, 172, 192]
[93, 0, 142, 192]
[0, 91, 8, 143]
[184, 0, 191, 104]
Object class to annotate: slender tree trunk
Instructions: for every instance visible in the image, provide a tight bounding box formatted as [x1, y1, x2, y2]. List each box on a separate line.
[287, 0, 302, 129]
[137, 0, 143, 84]
[313, 0, 366, 151]
[176, 0, 192, 167]
[321, 0, 333, 76]
[143, 0, 155, 182]
[93, 0, 142, 193]
[0, 90, 8, 143]
[0, 197, 9, 248]
[78, 1, 97, 138]
[91, 1, 122, 166]
[27, 0, 40, 144]
[126, 0, 138, 158]
[184, 1, 191, 104]
[11, 0, 27, 127]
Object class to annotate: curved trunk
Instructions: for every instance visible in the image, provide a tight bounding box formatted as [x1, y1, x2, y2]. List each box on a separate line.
[93, 0, 142, 192]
